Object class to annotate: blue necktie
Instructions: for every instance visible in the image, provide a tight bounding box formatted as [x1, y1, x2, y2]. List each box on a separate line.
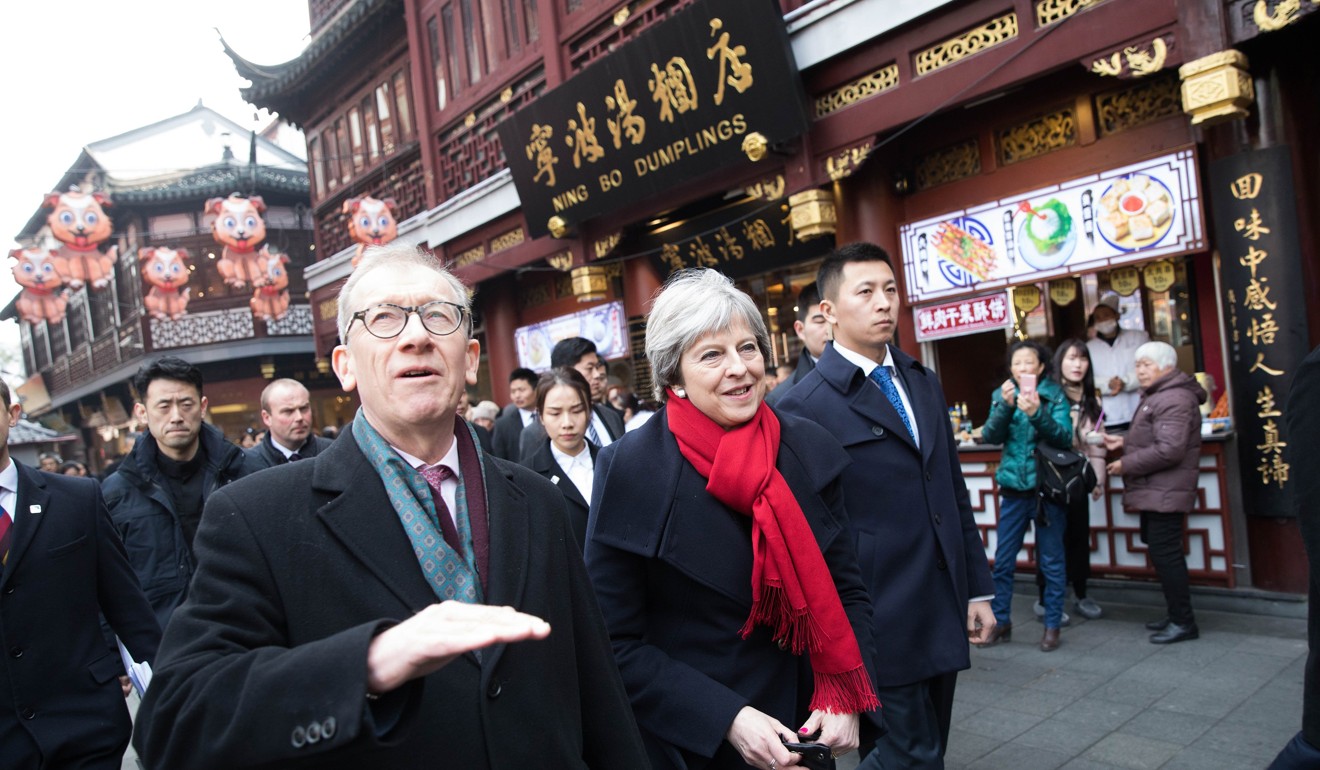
[870, 365, 916, 442]
[585, 417, 602, 446]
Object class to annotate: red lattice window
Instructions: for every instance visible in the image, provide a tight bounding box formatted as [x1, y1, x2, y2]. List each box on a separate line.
[434, 68, 545, 200]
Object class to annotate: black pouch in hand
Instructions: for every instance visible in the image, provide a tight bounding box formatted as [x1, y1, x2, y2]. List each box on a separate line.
[782, 740, 832, 770]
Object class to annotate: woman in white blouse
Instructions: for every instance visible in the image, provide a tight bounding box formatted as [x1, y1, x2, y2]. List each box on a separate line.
[521, 367, 597, 548]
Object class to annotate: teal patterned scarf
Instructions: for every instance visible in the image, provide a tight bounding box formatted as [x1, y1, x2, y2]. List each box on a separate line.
[352, 408, 484, 604]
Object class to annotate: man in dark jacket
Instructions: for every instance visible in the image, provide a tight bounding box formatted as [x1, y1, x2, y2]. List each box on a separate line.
[1104, 340, 1206, 644]
[766, 281, 828, 407]
[102, 356, 250, 629]
[244, 378, 334, 472]
[492, 367, 537, 460]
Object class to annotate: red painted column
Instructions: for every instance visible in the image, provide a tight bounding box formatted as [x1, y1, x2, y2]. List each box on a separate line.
[623, 257, 663, 318]
[482, 275, 520, 407]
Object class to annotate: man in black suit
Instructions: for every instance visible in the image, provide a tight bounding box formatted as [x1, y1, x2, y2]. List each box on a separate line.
[0, 380, 161, 770]
[134, 243, 646, 769]
[243, 378, 334, 472]
[492, 367, 538, 460]
[519, 337, 624, 457]
[766, 281, 828, 408]
[778, 243, 995, 769]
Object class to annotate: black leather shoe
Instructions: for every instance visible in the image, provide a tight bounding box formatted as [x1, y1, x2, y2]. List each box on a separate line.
[1145, 617, 1171, 631]
[1150, 621, 1198, 644]
[977, 622, 1011, 647]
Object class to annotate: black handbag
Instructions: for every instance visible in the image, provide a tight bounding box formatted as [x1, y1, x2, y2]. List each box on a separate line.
[1035, 441, 1098, 516]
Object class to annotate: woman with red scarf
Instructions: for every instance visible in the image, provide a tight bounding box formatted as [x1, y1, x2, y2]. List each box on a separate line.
[585, 269, 880, 770]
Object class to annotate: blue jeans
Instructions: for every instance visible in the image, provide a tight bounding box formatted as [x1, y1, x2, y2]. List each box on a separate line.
[992, 494, 1067, 628]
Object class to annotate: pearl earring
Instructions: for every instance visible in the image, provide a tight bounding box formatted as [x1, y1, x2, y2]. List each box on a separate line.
[672, 386, 687, 398]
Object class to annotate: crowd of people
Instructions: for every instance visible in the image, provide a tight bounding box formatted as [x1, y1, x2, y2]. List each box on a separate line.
[0, 238, 1302, 770]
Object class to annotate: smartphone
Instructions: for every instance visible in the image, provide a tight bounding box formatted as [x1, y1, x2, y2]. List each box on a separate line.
[1018, 372, 1037, 397]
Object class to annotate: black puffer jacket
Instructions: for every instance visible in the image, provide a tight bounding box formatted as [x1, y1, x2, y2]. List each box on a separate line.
[103, 421, 249, 629]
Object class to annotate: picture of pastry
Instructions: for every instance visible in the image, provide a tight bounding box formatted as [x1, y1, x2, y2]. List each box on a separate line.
[1096, 172, 1177, 251]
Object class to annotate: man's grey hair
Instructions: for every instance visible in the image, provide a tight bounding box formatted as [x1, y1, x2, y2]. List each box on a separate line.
[645, 269, 771, 402]
[336, 242, 472, 342]
[1134, 340, 1178, 371]
[469, 400, 499, 422]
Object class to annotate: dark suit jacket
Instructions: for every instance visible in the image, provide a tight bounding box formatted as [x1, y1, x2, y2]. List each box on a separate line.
[1289, 345, 1320, 747]
[243, 432, 335, 473]
[521, 440, 598, 550]
[764, 352, 816, 407]
[492, 406, 531, 461]
[519, 404, 624, 461]
[134, 424, 646, 770]
[777, 344, 994, 687]
[0, 463, 160, 770]
[585, 407, 876, 769]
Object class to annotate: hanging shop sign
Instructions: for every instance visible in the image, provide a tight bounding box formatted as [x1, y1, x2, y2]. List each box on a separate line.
[1047, 279, 1077, 306]
[898, 148, 1205, 304]
[1109, 266, 1141, 296]
[515, 300, 630, 371]
[1012, 285, 1041, 314]
[1209, 145, 1309, 518]
[497, 0, 810, 239]
[913, 291, 1011, 342]
[1142, 259, 1177, 292]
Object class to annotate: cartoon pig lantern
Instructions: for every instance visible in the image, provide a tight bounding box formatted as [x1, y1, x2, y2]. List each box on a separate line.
[43, 190, 119, 291]
[206, 193, 269, 289]
[10, 247, 69, 325]
[140, 247, 192, 321]
[344, 196, 398, 268]
[250, 249, 291, 323]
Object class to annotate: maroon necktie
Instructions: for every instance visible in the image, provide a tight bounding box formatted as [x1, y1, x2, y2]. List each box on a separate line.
[419, 465, 463, 556]
[0, 506, 12, 567]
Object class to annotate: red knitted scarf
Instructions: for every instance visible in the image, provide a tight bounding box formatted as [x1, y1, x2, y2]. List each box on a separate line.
[667, 393, 878, 714]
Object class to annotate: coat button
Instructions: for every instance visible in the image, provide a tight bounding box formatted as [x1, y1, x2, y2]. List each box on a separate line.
[20, 706, 35, 720]
[322, 717, 337, 739]
[3, 585, 15, 595]
[306, 721, 322, 743]
[926, 471, 933, 482]
[871, 426, 885, 437]
[9, 647, 22, 658]
[934, 515, 942, 526]
[487, 681, 502, 699]
[937, 559, 948, 571]
[291, 725, 307, 748]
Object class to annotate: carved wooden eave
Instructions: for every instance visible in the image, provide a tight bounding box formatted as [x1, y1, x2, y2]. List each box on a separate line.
[1084, 30, 1179, 80]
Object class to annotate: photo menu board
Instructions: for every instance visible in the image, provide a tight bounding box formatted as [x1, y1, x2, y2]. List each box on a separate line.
[515, 301, 630, 371]
[898, 149, 1206, 305]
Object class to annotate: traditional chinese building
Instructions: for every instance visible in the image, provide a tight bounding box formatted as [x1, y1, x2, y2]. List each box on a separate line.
[228, 0, 1318, 592]
[4, 103, 343, 471]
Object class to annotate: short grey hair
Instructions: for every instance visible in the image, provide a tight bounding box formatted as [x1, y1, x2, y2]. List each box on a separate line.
[1134, 340, 1177, 371]
[469, 400, 499, 422]
[645, 269, 771, 402]
[336, 242, 472, 342]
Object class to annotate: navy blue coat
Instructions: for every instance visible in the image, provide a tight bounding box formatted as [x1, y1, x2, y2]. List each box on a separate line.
[585, 406, 876, 770]
[521, 439, 597, 550]
[777, 344, 994, 687]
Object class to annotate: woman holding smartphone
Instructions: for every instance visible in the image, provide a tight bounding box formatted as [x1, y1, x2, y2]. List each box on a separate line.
[978, 340, 1074, 651]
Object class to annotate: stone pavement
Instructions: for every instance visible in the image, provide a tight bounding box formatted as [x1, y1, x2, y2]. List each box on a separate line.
[842, 591, 1307, 770]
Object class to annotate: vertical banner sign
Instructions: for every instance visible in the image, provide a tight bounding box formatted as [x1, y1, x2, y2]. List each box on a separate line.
[1208, 146, 1309, 518]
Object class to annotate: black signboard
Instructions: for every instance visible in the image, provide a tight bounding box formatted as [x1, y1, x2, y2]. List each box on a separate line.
[497, 0, 810, 239]
[1208, 145, 1310, 517]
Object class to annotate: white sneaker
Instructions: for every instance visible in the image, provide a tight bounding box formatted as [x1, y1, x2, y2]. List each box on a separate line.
[1032, 600, 1070, 626]
[1075, 597, 1103, 619]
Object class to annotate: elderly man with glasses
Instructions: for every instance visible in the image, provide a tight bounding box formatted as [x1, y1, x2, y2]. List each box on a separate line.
[134, 243, 647, 769]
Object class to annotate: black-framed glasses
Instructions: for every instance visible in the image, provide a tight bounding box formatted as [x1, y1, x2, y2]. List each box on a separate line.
[347, 301, 467, 339]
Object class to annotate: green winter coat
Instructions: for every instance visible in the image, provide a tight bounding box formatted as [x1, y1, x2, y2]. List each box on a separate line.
[981, 376, 1074, 492]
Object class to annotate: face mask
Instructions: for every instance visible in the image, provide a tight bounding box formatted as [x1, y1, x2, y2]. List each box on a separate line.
[1095, 320, 1118, 335]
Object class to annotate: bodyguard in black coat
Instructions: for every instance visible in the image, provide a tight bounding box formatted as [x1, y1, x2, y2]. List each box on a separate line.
[0, 381, 160, 769]
[524, 440, 598, 549]
[243, 431, 333, 472]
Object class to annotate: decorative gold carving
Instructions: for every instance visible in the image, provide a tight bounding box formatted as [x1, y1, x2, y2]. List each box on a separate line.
[914, 139, 981, 191]
[787, 189, 837, 241]
[744, 174, 785, 200]
[547, 251, 574, 271]
[1035, 0, 1104, 27]
[519, 283, 551, 309]
[500, 88, 514, 103]
[453, 245, 485, 268]
[603, 263, 623, 281]
[613, 5, 631, 26]
[317, 297, 339, 321]
[571, 265, 608, 302]
[1179, 50, 1254, 126]
[594, 231, 622, 259]
[490, 228, 525, 252]
[548, 216, 569, 238]
[914, 13, 1018, 76]
[1094, 73, 1181, 136]
[825, 143, 873, 181]
[1254, 0, 1302, 31]
[1091, 37, 1169, 78]
[741, 132, 768, 161]
[464, 113, 477, 127]
[814, 64, 899, 119]
[997, 108, 1076, 165]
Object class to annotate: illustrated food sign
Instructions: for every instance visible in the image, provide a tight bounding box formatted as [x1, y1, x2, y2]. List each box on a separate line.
[515, 301, 629, 371]
[913, 291, 1011, 342]
[898, 149, 1205, 304]
[497, 0, 810, 238]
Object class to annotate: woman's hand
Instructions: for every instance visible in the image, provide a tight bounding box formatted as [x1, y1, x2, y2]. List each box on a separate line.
[726, 706, 799, 769]
[1102, 434, 1125, 451]
[999, 380, 1017, 408]
[798, 710, 861, 758]
[1017, 389, 1041, 417]
[1091, 485, 1104, 501]
[1106, 459, 1124, 477]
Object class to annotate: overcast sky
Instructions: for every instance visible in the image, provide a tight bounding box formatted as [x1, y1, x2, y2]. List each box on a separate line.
[0, 0, 311, 380]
